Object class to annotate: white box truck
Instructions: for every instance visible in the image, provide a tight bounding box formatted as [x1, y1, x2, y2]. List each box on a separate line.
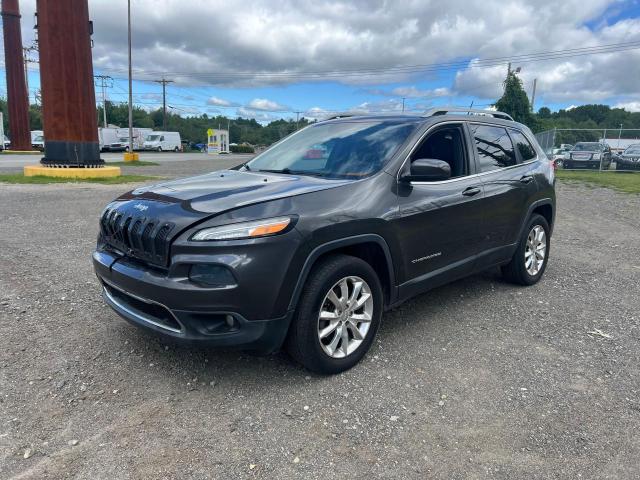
[143, 131, 181, 152]
[98, 127, 120, 152]
[111, 127, 153, 151]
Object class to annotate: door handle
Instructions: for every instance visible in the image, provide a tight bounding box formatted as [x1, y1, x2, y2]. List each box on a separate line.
[520, 175, 534, 184]
[462, 186, 481, 197]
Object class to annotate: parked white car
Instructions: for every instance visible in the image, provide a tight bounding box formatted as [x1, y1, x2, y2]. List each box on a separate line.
[143, 131, 181, 152]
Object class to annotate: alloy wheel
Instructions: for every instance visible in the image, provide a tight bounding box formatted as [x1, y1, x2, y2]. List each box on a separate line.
[317, 276, 374, 359]
[525, 225, 547, 276]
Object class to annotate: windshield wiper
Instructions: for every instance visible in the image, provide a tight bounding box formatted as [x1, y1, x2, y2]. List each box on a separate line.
[257, 168, 329, 178]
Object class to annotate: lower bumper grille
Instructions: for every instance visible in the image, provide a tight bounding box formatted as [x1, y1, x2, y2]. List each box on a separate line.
[102, 282, 182, 333]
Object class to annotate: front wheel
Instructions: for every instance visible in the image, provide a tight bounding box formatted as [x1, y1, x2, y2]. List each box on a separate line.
[285, 254, 383, 374]
[502, 214, 550, 286]
[157, 146, 162, 152]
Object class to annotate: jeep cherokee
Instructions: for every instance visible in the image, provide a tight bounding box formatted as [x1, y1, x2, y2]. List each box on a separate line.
[93, 108, 556, 374]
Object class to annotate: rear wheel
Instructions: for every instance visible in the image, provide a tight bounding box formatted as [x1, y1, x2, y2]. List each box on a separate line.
[285, 254, 382, 374]
[174, 146, 179, 152]
[502, 214, 550, 286]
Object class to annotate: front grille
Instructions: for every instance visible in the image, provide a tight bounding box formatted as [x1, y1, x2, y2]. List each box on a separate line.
[100, 207, 174, 266]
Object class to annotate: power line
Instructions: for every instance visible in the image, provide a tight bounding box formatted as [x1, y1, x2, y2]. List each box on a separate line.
[96, 41, 640, 82]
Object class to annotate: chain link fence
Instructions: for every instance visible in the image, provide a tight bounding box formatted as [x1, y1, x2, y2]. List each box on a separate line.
[535, 128, 640, 172]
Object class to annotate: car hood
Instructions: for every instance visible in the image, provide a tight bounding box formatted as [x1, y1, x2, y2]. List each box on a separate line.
[119, 169, 352, 214]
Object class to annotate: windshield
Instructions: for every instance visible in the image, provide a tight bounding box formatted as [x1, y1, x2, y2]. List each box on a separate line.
[146, 135, 160, 141]
[34, 136, 44, 142]
[573, 143, 601, 151]
[624, 146, 640, 155]
[246, 121, 417, 179]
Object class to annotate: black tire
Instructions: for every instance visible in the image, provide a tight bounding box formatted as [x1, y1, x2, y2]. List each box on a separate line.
[501, 214, 550, 286]
[285, 254, 383, 374]
[174, 146, 179, 152]
[157, 146, 162, 152]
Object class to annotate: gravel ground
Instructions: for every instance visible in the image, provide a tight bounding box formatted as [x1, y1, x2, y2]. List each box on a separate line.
[1, 162, 639, 479]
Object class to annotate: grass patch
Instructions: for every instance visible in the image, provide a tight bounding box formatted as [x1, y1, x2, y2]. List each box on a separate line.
[106, 160, 159, 167]
[557, 170, 640, 194]
[0, 173, 157, 185]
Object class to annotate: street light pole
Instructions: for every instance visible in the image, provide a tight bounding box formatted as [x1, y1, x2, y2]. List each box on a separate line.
[127, 0, 133, 155]
[618, 123, 623, 150]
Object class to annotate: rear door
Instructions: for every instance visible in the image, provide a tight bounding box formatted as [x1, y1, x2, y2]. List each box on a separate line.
[469, 123, 539, 264]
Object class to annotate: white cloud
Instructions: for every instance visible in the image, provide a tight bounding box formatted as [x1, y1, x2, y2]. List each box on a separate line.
[246, 98, 288, 111]
[14, 0, 640, 107]
[613, 101, 640, 112]
[206, 96, 236, 107]
[236, 107, 278, 122]
[391, 86, 450, 98]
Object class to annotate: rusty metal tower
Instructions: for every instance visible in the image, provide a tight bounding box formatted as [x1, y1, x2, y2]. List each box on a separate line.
[1, 0, 31, 151]
[36, 0, 102, 166]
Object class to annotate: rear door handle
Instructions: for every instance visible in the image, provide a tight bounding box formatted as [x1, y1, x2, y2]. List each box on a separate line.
[520, 175, 534, 184]
[462, 186, 481, 197]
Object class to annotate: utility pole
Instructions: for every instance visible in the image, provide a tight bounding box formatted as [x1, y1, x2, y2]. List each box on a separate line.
[154, 78, 173, 129]
[94, 74, 113, 127]
[530, 78, 537, 113]
[402, 97, 406, 113]
[127, 0, 134, 157]
[23, 45, 38, 104]
[1, 0, 31, 150]
[294, 111, 302, 130]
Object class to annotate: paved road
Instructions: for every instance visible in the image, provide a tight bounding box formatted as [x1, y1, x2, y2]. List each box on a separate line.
[1, 165, 639, 479]
[0, 151, 252, 176]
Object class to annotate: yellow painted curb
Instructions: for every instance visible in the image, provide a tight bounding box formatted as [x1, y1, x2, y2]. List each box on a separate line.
[23, 165, 121, 178]
[123, 152, 140, 162]
[2, 150, 41, 155]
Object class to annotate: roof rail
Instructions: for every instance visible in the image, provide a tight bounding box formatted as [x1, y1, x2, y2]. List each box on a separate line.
[424, 107, 514, 121]
[324, 113, 355, 121]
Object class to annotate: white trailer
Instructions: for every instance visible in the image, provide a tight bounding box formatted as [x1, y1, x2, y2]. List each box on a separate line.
[143, 131, 181, 152]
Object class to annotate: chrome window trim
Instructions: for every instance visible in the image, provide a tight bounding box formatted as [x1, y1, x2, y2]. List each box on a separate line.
[396, 120, 540, 186]
[101, 278, 183, 333]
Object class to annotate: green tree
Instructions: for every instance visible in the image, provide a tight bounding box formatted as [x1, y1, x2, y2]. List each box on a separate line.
[494, 71, 534, 127]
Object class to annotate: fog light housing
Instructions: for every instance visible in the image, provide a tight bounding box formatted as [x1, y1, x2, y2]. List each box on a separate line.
[189, 264, 236, 287]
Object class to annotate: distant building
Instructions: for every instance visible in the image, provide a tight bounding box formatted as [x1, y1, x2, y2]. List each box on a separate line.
[601, 137, 640, 152]
[207, 128, 230, 154]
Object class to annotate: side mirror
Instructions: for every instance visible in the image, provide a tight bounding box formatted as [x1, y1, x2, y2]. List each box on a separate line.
[404, 158, 451, 182]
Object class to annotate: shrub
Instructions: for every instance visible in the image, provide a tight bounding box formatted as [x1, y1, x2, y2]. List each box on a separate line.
[230, 144, 255, 154]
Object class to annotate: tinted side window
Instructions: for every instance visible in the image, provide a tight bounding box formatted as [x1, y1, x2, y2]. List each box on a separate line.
[470, 124, 516, 172]
[510, 129, 537, 161]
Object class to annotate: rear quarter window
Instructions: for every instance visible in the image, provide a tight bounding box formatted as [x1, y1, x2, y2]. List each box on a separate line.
[509, 129, 537, 161]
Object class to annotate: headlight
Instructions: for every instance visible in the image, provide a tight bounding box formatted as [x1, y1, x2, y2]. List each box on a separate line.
[593, 153, 601, 160]
[191, 216, 292, 241]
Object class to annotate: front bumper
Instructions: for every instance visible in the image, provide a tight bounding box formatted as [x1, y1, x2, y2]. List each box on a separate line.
[93, 234, 300, 352]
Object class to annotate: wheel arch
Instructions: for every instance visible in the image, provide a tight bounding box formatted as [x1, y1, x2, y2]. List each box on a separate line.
[287, 234, 398, 313]
[519, 198, 555, 240]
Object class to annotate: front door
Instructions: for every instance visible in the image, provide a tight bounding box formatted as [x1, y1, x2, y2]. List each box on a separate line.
[394, 122, 487, 298]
